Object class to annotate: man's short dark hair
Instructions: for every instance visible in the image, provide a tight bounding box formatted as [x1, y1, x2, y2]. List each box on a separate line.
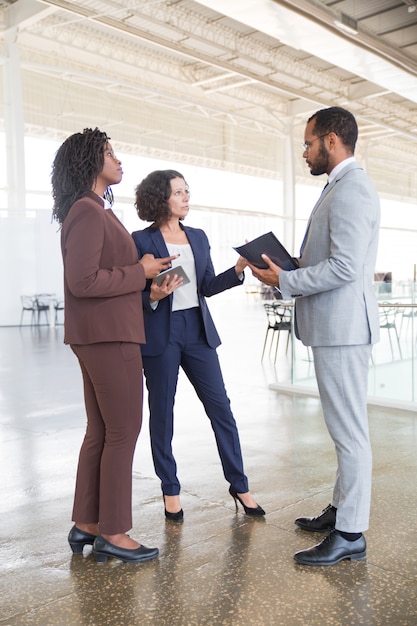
[308, 107, 358, 153]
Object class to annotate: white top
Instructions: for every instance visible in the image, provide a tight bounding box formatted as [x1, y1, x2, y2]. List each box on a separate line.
[166, 242, 199, 311]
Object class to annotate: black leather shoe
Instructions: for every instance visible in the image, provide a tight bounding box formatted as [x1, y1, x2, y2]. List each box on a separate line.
[294, 530, 366, 566]
[295, 504, 336, 532]
[92, 536, 159, 564]
[68, 525, 97, 554]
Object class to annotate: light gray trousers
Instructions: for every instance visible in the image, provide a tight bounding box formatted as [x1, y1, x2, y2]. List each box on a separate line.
[312, 344, 373, 533]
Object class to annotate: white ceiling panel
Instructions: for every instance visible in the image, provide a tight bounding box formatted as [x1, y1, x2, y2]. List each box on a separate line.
[0, 0, 416, 200]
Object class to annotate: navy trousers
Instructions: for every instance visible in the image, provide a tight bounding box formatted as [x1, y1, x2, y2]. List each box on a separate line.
[143, 307, 249, 496]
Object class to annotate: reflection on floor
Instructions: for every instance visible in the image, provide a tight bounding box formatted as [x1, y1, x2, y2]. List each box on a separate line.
[1, 290, 417, 626]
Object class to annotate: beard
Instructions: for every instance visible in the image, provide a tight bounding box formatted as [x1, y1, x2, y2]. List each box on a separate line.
[308, 143, 330, 177]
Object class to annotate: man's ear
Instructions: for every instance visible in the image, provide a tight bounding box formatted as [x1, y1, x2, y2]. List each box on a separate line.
[326, 131, 338, 149]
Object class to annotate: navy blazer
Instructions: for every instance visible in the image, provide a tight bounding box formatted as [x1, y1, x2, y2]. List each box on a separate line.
[132, 224, 243, 356]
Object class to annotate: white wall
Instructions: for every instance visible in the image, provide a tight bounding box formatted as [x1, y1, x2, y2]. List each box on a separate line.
[0, 210, 64, 325]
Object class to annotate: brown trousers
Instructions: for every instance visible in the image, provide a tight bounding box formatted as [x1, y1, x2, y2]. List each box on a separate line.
[70, 342, 143, 535]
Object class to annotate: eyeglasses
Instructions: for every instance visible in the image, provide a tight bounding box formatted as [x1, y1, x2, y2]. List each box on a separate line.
[302, 134, 329, 152]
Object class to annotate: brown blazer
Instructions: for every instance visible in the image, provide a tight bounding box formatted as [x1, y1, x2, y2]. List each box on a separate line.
[61, 192, 146, 345]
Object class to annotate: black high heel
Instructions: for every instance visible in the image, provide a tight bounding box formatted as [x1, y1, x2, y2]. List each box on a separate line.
[163, 496, 184, 522]
[68, 525, 97, 554]
[229, 486, 265, 516]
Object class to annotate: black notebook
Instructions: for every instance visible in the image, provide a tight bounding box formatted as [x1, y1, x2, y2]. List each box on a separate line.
[234, 231, 298, 271]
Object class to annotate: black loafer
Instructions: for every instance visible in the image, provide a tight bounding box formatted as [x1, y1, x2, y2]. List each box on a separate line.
[294, 530, 366, 566]
[68, 525, 97, 554]
[92, 535, 159, 564]
[295, 503, 336, 532]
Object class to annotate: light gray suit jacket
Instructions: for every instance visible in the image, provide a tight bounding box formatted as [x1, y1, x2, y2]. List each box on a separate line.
[279, 161, 380, 347]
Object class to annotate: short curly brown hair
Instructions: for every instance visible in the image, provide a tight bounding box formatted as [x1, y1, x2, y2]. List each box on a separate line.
[135, 169, 186, 228]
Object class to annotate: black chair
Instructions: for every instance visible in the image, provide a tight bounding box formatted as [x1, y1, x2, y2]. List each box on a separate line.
[54, 298, 65, 324]
[20, 295, 50, 326]
[20, 295, 38, 326]
[379, 306, 402, 359]
[400, 306, 417, 339]
[34, 293, 55, 326]
[261, 302, 292, 363]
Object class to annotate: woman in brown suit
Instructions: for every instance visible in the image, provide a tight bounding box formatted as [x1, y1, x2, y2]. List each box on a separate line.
[51, 128, 175, 564]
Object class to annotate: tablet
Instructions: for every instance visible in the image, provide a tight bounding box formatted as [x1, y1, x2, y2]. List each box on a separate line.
[152, 265, 190, 287]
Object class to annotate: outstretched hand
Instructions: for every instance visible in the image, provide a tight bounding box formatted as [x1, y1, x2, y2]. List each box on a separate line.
[235, 255, 248, 276]
[248, 254, 281, 287]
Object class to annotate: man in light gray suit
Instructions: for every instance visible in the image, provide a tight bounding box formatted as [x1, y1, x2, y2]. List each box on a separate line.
[250, 107, 380, 566]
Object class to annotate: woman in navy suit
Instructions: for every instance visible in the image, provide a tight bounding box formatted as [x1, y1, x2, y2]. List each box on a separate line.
[132, 169, 264, 521]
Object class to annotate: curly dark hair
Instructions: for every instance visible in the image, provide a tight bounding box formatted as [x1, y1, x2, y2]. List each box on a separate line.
[51, 127, 114, 226]
[308, 107, 358, 153]
[135, 169, 186, 228]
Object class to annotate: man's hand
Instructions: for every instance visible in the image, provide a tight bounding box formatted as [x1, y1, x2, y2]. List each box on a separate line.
[139, 254, 179, 279]
[248, 254, 281, 287]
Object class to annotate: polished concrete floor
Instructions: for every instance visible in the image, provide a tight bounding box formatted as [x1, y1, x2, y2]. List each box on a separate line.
[1, 290, 417, 626]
